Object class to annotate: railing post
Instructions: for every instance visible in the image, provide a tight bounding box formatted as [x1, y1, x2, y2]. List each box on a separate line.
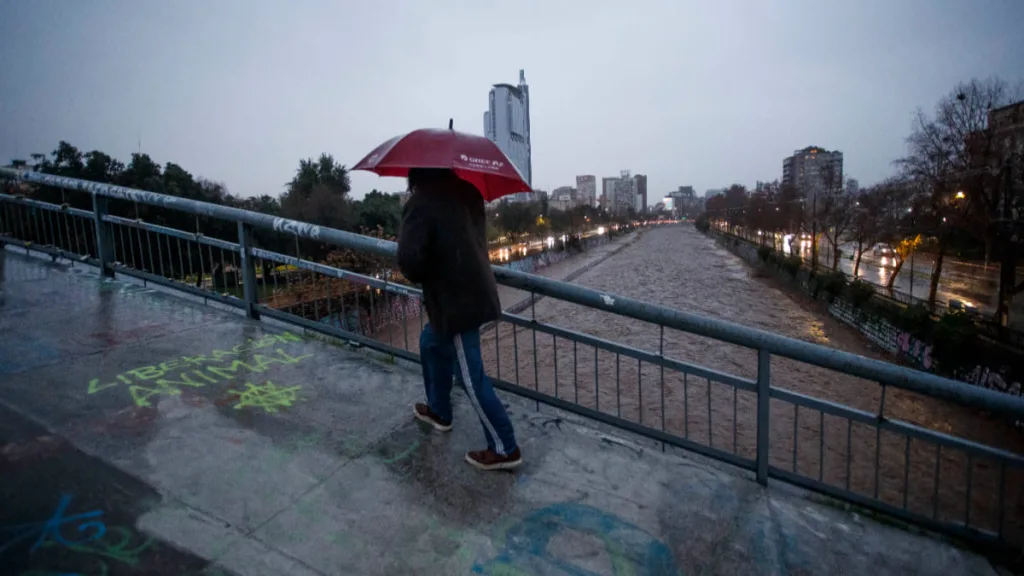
[756, 348, 770, 486]
[92, 195, 115, 277]
[237, 221, 260, 319]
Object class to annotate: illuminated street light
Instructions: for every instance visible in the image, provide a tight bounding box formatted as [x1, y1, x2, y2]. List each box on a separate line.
[955, 191, 965, 200]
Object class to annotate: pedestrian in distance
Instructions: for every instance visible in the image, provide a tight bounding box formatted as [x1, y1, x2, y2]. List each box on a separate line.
[397, 167, 522, 471]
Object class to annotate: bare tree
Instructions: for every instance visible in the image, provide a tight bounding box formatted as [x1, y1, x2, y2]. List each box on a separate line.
[818, 166, 855, 270]
[870, 179, 918, 290]
[849, 184, 887, 277]
[899, 77, 1022, 316]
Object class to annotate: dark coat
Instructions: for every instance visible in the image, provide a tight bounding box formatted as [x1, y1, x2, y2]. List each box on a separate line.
[397, 178, 501, 337]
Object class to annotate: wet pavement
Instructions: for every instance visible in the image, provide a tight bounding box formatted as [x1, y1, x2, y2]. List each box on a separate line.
[0, 248, 1004, 575]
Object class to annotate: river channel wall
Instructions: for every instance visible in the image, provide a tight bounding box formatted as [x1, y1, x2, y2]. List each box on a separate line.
[711, 231, 1023, 401]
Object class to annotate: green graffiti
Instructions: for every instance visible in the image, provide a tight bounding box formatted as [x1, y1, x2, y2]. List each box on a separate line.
[41, 525, 154, 566]
[86, 331, 307, 402]
[120, 348, 312, 408]
[229, 380, 301, 413]
[380, 440, 420, 464]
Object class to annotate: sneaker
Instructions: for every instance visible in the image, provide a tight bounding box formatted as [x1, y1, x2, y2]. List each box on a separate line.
[413, 403, 452, 432]
[465, 447, 522, 471]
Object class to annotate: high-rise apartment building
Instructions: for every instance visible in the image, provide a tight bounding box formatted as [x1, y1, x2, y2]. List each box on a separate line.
[576, 175, 597, 207]
[782, 146, 844, 201]
[484, 69, 532, 202]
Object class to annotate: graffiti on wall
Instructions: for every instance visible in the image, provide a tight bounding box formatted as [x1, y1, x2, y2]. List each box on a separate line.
[86, 331, 313, 408]
[896, 331, 933, 370]
[828, 300, 1023, 399]
[318, 294, 421, 336]
[965, 365, 1023, 396]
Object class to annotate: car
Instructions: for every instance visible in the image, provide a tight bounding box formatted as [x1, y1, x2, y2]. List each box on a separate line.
[872, 243, 895, 257]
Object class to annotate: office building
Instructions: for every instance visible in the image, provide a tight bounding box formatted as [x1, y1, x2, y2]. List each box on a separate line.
[576, 175, 597, 207]
[782, 146, 844, 201]
[666, 186, 701, 217]
[614, 170, 636, 215]
[484, 69, 532, 202]
[633, 174, 648, 213]
[705, 188, 724, 198]
[550, 186, 581, 211]
[602, 177, 619, 210]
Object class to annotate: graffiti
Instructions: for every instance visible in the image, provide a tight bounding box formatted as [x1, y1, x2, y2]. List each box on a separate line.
[228, 380, 301, 413]
[85, 331, 312, 407]
[2, 496, 156, 576]
[472, 502, 677, 576]
[965, 365, 1023, 396]
[829, 300, 1023, 399]
[500, 247, 572, 274]
[319, 294, 421, 337]
[272, 217, 321, 240]
[125, 348, 312, 408]
[378, 440, 421, 464]
[10, 170, 181, 209]
[896, 330, 933, 369]
[0, 495, 106, 556]
[40, 525, 153, 567]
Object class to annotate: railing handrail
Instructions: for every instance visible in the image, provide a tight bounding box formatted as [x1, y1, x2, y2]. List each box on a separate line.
[3, 167, 1022, 419]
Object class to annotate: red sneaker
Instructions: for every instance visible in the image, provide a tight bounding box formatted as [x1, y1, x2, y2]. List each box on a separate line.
[465, 447, 522, 471]
[413, 403, 452, 432]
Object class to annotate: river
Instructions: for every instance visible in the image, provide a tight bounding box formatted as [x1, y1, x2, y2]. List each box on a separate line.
[474, 225, 1022, 542]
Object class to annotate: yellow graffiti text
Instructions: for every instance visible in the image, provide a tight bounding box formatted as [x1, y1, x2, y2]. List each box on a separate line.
[122, 348, 313, 408]
[86, 332, 304, 396]
[229, 381, 301, 413]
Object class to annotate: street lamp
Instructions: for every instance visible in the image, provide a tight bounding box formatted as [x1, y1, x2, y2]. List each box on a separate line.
[955, 191, 965, 200]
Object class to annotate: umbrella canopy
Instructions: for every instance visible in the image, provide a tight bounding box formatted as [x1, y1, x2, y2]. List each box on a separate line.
[352, 127, 531, 202]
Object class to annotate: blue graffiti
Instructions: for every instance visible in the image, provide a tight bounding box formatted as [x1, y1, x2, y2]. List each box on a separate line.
[473, 502, 678, 576]
[0, 495, 106, 557]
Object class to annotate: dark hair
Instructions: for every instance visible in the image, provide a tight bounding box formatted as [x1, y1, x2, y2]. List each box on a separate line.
[408, 168, 456, 191]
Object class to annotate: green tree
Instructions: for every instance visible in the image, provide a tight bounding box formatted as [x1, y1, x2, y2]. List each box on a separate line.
[279, 154, 354, 231]
[356, 190, 402, 235]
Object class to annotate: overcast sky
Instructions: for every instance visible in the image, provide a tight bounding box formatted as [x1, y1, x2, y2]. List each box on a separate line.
[1, 1, 1022, 201]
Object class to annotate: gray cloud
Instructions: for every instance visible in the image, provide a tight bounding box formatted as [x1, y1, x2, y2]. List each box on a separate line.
[1, 0, 1021, 200]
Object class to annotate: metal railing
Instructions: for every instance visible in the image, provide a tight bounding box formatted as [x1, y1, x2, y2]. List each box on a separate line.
[2, 168, 1024, 554]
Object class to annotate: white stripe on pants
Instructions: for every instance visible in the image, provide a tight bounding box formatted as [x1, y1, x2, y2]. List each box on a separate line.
[454, 333, 506, 456]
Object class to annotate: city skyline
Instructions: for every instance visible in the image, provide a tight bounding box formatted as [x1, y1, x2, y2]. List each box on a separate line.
[0, 1, 1021, 201]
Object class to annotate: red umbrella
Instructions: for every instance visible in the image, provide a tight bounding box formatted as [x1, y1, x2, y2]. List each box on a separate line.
[352, 124, 531, 202]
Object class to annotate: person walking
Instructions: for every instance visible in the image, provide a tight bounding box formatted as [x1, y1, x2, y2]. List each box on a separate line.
[397, 167, 522, 471]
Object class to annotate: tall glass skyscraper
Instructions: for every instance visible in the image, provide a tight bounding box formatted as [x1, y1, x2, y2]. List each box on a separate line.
[484, 69, 532, 202]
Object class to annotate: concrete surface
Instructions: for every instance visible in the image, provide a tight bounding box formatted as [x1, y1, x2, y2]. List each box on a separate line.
[0, 249, 1002, 576]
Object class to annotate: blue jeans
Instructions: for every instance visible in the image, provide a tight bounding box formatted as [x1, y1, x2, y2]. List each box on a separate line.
[419, 323, 518, 455]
